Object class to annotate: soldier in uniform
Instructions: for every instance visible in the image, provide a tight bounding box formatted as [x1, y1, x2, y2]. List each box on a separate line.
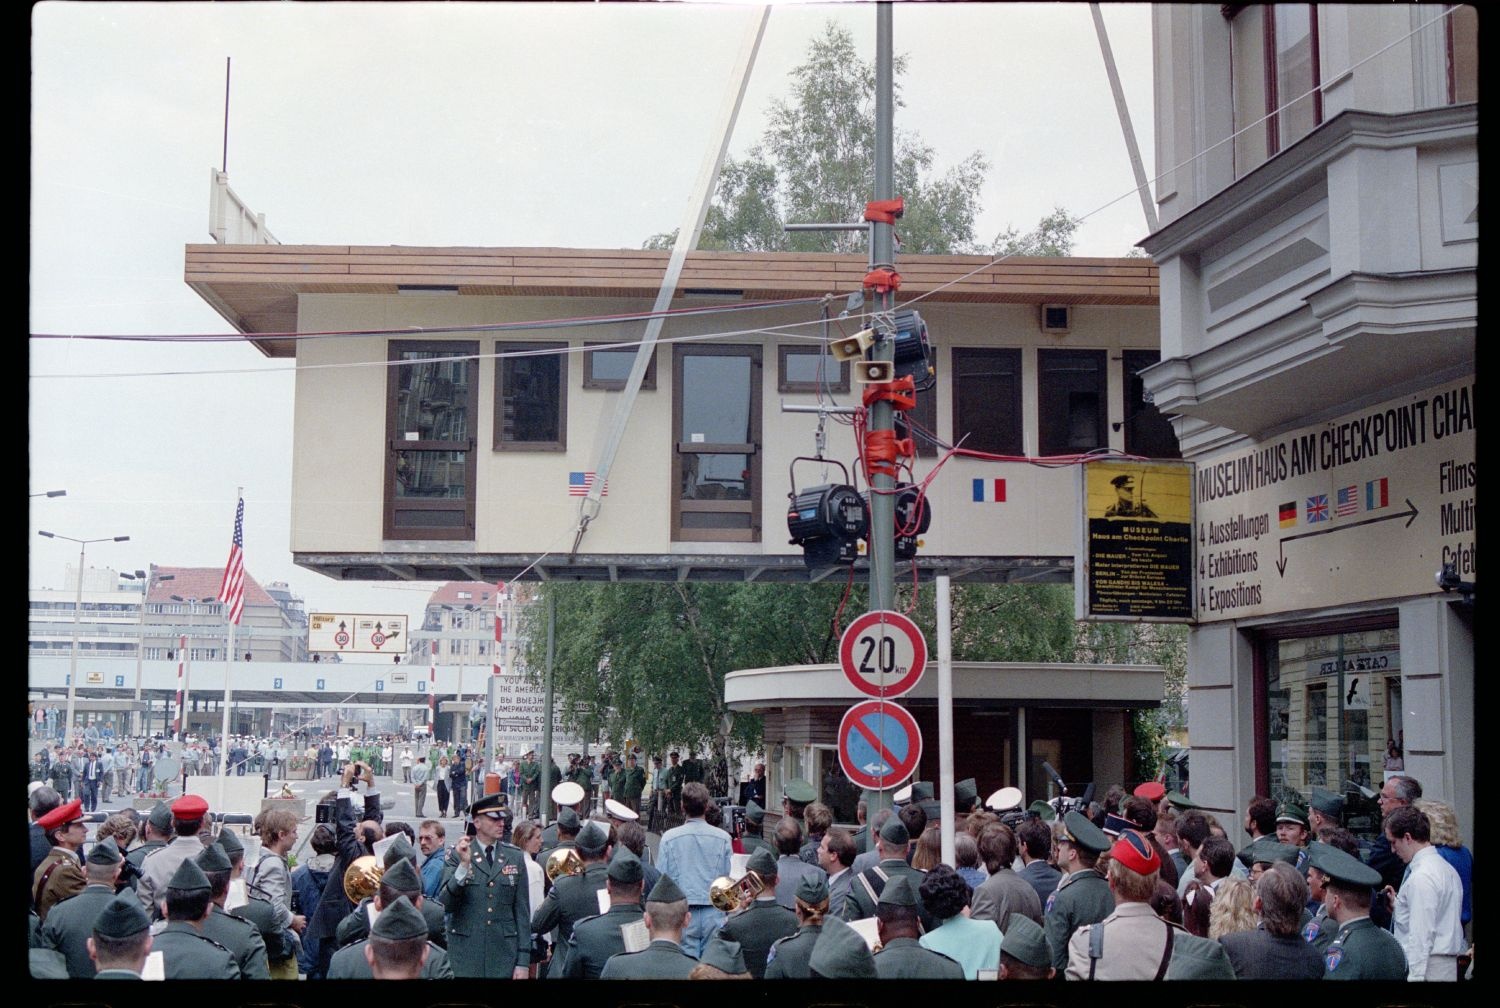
[195, 842, 270, 979]
[136, 793, 212, 918]
[150, 858, 241, 978]
[88, 893, 154, 979]
[740, 800, 774, 859]
[781, 777, 817, 838]
[599, 873, 700, 980]
[32, 798, 88, 921]
[559, 846, 646, 978]
[717, 847, 798, 978]
[872, 876, 964, 979]
[1314, 842, 1408, 980]
[841, 817, 935, 931]
[807, 914, 876, 979]
[664, 751, 685, 816]
[1308, 787, 1344, 836]
[1043, 809, 1114, 973]
[765, 873, 829, 979]
[1274, 801, 1313, 874]
[327, 858, 454, 979]
[362, 896, 433, 980]
[124, 802, 172, 890]
[999, 915, 1055, 979]
[39, 836, 127, 976]
[693, 936, 751, 978]
[440, 792, 531, 978]
[211, 827, 292, 976]
[540, 782, 586, 853]
[532, 819, 612, 975]
[1104, 473, 1157, 517]
[519, 749, 541, 819]
[1303, 836, 1358, 953]
[617, 752, 647, 813]
[568, 754, 593, 810]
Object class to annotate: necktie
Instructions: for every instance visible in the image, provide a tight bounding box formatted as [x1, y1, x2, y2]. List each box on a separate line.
[485, 844, 494, 866]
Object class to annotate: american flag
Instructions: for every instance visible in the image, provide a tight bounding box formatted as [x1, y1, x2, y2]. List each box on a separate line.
[1335, 485, 1359, 517]
[567, 471, 608, 497]
[217, 496, 246, 625]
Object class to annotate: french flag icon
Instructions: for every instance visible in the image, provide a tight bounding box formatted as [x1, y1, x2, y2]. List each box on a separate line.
[971, 478, 1007, 503]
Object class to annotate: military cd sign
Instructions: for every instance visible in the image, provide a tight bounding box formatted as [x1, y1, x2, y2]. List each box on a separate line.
[838, 700, 922, 791]
[838, 610, 927, 698]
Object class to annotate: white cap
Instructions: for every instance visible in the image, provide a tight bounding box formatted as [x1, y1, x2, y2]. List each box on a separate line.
[552, 781, 585, 806]
[28, 781, 46, 797]
[604, 798, 638, 822]
[891, 784, 913, 804]
[984, 786, 1024, 812]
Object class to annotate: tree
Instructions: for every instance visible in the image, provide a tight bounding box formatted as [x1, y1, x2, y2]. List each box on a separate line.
[992, 206, 1082, 257]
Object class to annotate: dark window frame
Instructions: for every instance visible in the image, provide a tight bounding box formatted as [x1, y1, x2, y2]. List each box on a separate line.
[777, 344, 850, 394]
[583, 342, 657, 391]
[1121, 349, 1182, 460]
[671, 343, 762, 543]
[951, 347, 1023, 457]
[495, 340, 568, 452]
[384, 340, 479, 541]
[1037, 347, 1108, 457]
[1262, 4, 1322, 156]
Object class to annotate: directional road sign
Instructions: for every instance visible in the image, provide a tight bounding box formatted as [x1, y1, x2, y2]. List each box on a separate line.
[838, 610, 928, 698]
[838, 700, 922, 791]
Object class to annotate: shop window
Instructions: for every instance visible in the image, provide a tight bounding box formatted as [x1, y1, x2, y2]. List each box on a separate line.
[778, 345, 849, 394]
[496, 341, 567, 450]
[584, 343, 656, 391]
[1038, 349, 1107, 456]
[951, 347, 1022, 456]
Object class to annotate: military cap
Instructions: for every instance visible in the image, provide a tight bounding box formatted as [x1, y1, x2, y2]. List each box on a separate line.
[552, 780, 585, 807]
[172, 794, 209, 820]
[371, 895, 427, 941]
[87, 836, 123, 866]
[999, 913, 1050, 968]
[1059, 809, 1110, 854]
[809, 915, 877, 979]
[699, 937, 748, 975]
[148, 801, 174, 832]
[381, 857, 421, 895]
[195, 842, 232, 874]
[382, 835, 417, 867]
[877, 874, 918, 908]
[1110, 829, 1161, 875]
[1102, 812, 1135, 837]
[553, 807, 580, 833]
[878, 817, 910, 847]
[1165, 790, 1199, 811]
[1275, 801, 1309, 827]
[783, 778, 817, 803]
[1306, 842, 1381, 888]
[646, 873, 686, 904]
[36, 798, 84, 832]
[1309, 787, 1344, 820]
[1111, 474, 1134, 488]
[604, 798, 638, 822]
[166, 857, 212, 895]
[796, 873, 830, 906]
[985, 786, 1023, 812]
[215, 828, 244, 857]
[954, 778, 978, 807]
[27, 781, 45, 798]
[891, 783, 913, 805]
[607, 846, 643, 884]
[910, 781, 935, 802]
[92, 893, 151, 940]
[576, 820, 610, 855]
[1028, 800, 1055, 821]
[469, 792, 506, 817]
[747, 846, 778, 878]
[744, 799, 765, 825]
[1134, 781, 1166, 802]
[1238, 837, 1300, 868]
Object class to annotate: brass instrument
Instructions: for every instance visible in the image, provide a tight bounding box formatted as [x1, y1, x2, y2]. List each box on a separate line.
[343, 854, 384, 903]
[545, 845, 585, 882]
[708, 870, 766, 913]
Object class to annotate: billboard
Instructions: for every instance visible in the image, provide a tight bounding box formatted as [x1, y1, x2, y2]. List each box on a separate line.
[309, 613, 407, 654]
[1077, 460, 1195, 621]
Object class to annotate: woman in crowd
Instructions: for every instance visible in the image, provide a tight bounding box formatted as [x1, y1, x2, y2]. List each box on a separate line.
[435, 754, 451, 817]
[1416, 798, 1472, 938]
[911, 824, 943, 871]
[1207, 877, 1256, 940]
[511, 819, 550, 977]
[952, 830, 987, 892]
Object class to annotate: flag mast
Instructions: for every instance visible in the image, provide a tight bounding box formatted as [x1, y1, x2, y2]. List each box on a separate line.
[215, 489, 246, 815]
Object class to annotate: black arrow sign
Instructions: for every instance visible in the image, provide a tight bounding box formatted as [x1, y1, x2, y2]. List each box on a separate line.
[1276, 498, 1419, 577]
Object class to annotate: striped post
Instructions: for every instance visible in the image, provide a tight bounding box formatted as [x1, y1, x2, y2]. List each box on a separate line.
[428, 639, 437, 734]
[173, 634, 186, 738]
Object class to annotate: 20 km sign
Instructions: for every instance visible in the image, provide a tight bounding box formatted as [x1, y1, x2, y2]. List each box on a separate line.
[838, 700, 922, 791]
[838, 610, 927, 698]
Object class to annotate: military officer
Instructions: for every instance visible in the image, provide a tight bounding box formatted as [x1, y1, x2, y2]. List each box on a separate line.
[999, 914, 1055, 979]
[567, 755, 593, 809]
[1302, 840, 1346, 953]
[123, 802, 172, 889]
[560, 846, 646, 978]
[765, 874, 829, 979]
[1308, 787, 1345, 835]
[870, 876, 964, 979]
[841, 817, 935, 931]
[717, 847, 798, 978]
[32, 798, 88, 920]
[195, 842, 270, 980]
[533, 819, 611, 975]
[150, 858, 241, 978]
[327, 858, 454, 979]
[617, 752, 647, 813]
[740, 800, 774, 858]
[604, 797, 639, 828]
[782, 777, 817, 838]
[88, 893, 154, 979]
[136, 793, 212, 917]
[362, 896, 433, 980]
[953, 777, 979, 817]
[540, 782, 586, 852]
[1274, 801, 1313, 873]
[441, 792, 530, 978]
[39, 836, 127, 976]
[696, 937, 751, 977]
[807, 913, 877, 979]
[600, 873, 700, 979]
[1104, 473, 1157, 517]
[664, 751, 686, 815]
[520, 750, 541, 818]
[1314, 843, 1409, 980]
[1043, 809, 1114, 972]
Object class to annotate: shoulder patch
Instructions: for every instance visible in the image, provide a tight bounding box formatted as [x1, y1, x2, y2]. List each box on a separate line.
[1302, 920, 1320, 942]
[1324, 946, 1343, 972]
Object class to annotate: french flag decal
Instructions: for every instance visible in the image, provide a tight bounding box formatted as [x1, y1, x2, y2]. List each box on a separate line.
[972, 478, 1006, 503]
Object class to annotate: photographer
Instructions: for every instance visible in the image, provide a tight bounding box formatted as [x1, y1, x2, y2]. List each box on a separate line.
[304, 761, 383, 980]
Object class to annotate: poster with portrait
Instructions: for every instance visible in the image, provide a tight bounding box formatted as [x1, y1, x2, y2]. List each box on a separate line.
[1077, 460, 1194, 621]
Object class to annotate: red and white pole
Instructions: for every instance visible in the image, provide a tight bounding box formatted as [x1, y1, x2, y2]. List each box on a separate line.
[428, 638, 437, 734]
[173, 634, 186, 738]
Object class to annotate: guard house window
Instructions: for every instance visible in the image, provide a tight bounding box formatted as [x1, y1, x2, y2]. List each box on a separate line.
[778, 345, 850, 394]
[384, 341, 478, 540]
[673, 344, 761, 542]
[1228, 5, 1322, 178]
[1038, 349, 1107, 456]
[1122, 350, 1181, 459]
[951, 348, 1022, 456]
[497, 341, 567, 450]
[583, 342, 656, 391]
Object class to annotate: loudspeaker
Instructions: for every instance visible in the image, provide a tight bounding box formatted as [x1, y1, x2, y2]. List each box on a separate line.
[852, 360, 894, 383]
[829, 328, 875, 361]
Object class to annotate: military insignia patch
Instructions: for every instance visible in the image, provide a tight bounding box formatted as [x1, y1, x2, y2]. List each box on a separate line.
[1325, 947, 1343, 972]
[1303, 920, 1320, 942]
[501, 863, 519, 876]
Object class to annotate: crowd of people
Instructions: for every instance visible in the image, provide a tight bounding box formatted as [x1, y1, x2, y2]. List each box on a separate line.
[27, 737, 1472, 983]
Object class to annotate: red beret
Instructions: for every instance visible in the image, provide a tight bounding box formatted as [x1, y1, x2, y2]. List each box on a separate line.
[37, 798, 84, 832]
[1133, 781, 1166, 802]
[172, 794, 209, 820]
[1110, 829, 1161, 876]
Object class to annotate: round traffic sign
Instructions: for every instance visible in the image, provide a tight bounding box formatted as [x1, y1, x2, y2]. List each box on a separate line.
[838, 700, 922, 791]
[838, 610, 928, 698]
[334, 630, 350, 648]
[371, 632, 387, 648]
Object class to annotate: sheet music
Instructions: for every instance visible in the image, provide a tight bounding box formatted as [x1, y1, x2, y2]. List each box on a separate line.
[141, 950, 165, 980]
[597, 887, 611, 915]
[372, 833, 400, 862]
[225, 878, 248, 911]
[729, 853, 749, 879]
[846, 916, 880, 951]
[620, 918, 650, 953]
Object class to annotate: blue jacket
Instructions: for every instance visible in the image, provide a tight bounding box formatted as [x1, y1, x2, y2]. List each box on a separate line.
[290, 860, 332, 977]
[421, 846, 449, 900]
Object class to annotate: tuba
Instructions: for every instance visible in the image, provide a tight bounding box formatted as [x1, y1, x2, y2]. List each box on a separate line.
[343, 854, 384, 903]
[545, 846, 585, 882]
[708, 870, 765, 913]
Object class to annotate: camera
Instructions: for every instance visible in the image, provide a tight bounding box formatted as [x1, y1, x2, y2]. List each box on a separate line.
[315, 798, 335, 825]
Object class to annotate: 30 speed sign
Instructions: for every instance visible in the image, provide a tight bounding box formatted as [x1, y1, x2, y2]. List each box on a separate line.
[837, 610, 927, 698]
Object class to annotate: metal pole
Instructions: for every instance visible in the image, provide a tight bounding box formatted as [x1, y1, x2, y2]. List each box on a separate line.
[542, 591, 556, 823]
[181, 604, 194, 743]
[937, 575, 955, 867]
[216, 617, 236, 811]
[1090, 4, 1158, 233]
[64, 541, 85, 744]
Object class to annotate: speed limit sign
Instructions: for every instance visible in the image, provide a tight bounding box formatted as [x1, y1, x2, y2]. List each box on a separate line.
[838, 610, 927, 698]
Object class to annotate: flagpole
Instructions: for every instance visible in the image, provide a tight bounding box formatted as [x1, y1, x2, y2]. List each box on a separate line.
[214, 489, 245, 816]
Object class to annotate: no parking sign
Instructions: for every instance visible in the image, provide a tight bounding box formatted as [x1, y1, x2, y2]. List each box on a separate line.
[838, 700, 922, 791]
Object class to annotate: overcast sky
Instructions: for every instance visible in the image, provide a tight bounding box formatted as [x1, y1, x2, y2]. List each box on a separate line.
[29, 1, 1155, 639]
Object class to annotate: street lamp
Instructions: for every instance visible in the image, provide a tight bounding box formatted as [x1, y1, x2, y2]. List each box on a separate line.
[170, 593, 214, 742]
[37, 530, 130, 744]
[120, 568, 173, 735]
[30, 489, 67, 498]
